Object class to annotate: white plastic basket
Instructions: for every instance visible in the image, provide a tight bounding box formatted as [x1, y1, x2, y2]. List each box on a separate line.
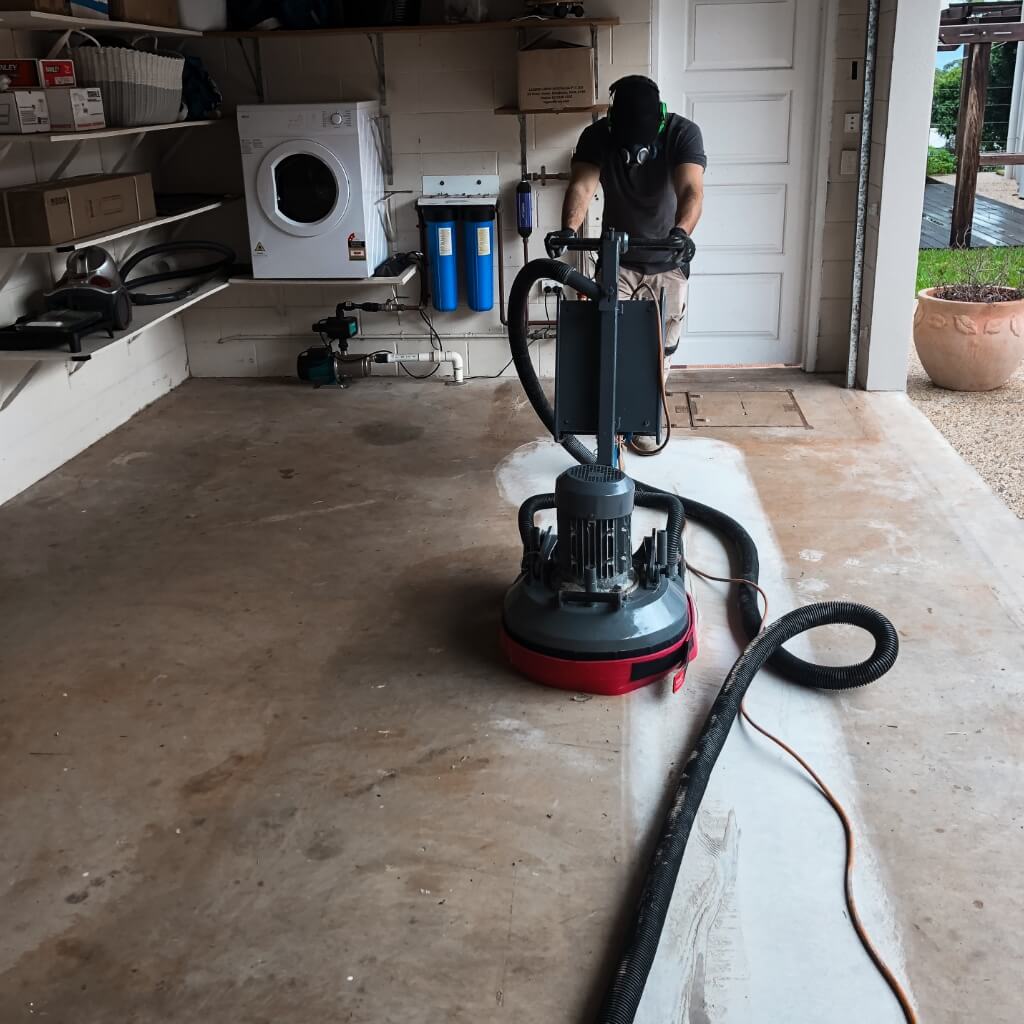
[72, 35, 184, 128]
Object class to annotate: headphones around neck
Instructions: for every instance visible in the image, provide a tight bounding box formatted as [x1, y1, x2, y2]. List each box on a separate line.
[608, 97, 668, 167]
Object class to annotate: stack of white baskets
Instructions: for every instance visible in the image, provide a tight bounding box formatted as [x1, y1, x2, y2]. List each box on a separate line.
[73, 38, 185, 127]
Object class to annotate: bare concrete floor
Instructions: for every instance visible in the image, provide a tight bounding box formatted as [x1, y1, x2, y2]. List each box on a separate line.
[1, 374, 1022, 1023]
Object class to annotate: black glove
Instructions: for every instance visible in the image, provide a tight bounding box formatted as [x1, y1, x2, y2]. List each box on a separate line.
[669, 227, 697, 267]
[547, 228, 577, 259]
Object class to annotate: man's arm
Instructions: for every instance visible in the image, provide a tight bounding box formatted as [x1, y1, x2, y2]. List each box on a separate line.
[673, 163, 705, 235]
[562, 161, 601, 231]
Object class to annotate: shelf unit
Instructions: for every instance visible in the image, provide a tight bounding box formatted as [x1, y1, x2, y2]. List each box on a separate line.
[0, 197, 235, 255]
[0, 279, 230, 366]
[206, 16, 619, 39]
[0, 9, 201, 35]
[0, 118, 226, 146]
[229, 265, 418, 288]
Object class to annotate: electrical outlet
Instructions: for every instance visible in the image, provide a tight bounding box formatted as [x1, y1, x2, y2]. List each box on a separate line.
[840, 149, 858, 176]
[844, 112, 860, 134]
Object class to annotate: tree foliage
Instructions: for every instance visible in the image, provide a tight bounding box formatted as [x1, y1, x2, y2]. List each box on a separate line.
[932, 43, 1017, 151]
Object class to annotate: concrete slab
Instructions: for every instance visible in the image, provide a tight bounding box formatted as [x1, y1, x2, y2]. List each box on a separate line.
[0, 374, 1021, 1023]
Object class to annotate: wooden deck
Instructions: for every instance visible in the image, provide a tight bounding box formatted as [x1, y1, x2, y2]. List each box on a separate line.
[921, 180, 1024, 248]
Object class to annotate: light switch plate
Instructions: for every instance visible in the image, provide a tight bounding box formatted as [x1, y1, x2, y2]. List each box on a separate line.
[844, 112, 861, 134]
[840, 149, 858, 176]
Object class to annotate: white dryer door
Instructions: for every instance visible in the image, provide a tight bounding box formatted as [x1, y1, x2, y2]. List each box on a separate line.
[256, 140, 352, 238]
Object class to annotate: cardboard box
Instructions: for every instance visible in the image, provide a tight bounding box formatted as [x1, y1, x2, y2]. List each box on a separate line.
[110, 0, 178, 25]
[0, 59, 42, 89]
[0, 91, 50, 134]
[0, 58, 75, 89]
[2, 1, 70, 12]
[38, 59, 76, 87]
[0, 172, 156, 246]
[69, 0, 109, 19]
[517, 40, 595, 112]
[46, 87, 105, 132]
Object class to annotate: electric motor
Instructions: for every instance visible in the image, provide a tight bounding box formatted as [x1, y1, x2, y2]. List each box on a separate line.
[555, 465, 634, 588]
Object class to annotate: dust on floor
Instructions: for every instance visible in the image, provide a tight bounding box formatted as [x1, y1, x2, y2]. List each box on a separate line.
[907, 348, 1024, 517]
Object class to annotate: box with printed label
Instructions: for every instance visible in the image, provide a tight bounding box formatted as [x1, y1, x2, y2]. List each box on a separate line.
[110, 0, 178, 26]
[0, 91, 51, 134]
[517, 40, 596, 112]
[46, 87, 105, 132]
[39, 60, 76, 87]
[0, 59, 76, 89]
[0, 172, 156, 246]
[69, 0, 110, 18]
[0, 59, 41, 89]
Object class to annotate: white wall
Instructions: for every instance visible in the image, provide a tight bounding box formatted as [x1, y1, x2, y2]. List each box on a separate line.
[181, 0, 654, 380]
[0, 27, 231, 506]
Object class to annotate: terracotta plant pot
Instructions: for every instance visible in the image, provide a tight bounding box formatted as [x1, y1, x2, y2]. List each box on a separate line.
[913, 287, 1024, 391]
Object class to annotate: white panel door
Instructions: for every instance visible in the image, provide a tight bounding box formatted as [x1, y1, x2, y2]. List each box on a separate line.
[659, 0, 825, 366]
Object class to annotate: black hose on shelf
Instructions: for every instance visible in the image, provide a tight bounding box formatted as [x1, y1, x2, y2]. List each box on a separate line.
[121, 241, 236, 306]
[506, 258, 900, 1023]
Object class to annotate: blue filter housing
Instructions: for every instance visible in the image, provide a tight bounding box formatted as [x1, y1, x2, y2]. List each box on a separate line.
[462, 205, 496, 312]
[422, 205, 459, 311]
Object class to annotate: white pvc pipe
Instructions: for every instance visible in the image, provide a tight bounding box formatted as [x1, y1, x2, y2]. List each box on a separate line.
[385, 350, 465, 384]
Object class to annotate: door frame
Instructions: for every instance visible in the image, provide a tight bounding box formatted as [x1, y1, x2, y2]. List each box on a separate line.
[652, 0, 843, 371]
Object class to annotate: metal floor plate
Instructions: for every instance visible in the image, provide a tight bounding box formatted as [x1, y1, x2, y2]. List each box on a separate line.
[668, 390, 810, 429]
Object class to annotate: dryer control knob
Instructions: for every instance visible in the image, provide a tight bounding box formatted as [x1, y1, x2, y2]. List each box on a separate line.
[329, 112, 344, 126]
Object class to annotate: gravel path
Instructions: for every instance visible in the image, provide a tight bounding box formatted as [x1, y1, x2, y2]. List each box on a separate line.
[907, 348, 1024, 518]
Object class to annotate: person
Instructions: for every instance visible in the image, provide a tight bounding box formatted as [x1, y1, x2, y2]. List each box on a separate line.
[556, 75, 706, 363]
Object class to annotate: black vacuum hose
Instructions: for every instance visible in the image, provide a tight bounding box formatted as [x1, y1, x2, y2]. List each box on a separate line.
[506, 259, 900, 1021]
[121, 241, 235, 305]
[596, 602, 899, 1023]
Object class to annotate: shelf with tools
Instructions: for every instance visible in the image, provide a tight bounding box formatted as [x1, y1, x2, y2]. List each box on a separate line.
[0, 278, 230, 368]
[0, 8, 202, 35]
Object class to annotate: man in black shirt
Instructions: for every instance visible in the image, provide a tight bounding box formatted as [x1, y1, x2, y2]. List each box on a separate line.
[558, 75, 706, 362]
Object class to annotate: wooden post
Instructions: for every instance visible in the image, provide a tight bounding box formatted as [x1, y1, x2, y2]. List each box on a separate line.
[950, 41, 991, 248]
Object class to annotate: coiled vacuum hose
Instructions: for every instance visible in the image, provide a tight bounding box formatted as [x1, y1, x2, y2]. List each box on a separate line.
[507, 260, 900, 1022]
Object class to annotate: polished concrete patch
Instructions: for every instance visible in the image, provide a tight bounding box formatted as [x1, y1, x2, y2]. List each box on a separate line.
[0, 374, 1021, 1023]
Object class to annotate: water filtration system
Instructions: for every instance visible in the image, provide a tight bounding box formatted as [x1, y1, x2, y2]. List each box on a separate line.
[417, 178, 498, 314]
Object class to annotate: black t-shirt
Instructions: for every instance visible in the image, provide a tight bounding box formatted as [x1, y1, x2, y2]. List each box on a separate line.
[572, 113, 707, 273]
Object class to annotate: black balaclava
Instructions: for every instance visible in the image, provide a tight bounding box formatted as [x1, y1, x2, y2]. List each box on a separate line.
[608, 75, 663, 151]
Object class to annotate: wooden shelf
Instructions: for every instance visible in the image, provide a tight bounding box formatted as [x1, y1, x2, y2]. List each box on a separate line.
[0, 9, 202, 35]
[0, 118, 227, 145]
[230, 265, 418, 287]
[496, 104, 608, 116]
[0, 197, 235, 255]
[0, 280, 229, 365]
[207, 15, 619, 39]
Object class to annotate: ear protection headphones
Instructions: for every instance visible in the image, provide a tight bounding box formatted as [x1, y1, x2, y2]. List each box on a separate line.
[608, 78, 668, 167]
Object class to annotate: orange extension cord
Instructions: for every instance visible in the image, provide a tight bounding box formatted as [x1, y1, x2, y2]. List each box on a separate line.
[683, 555, 919, 1024]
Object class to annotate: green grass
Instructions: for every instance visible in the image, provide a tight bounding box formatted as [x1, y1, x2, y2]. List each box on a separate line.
[917, 247, 1024, 294]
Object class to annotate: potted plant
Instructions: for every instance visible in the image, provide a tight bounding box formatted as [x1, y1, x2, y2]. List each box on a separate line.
[914, 250, 1024, 391]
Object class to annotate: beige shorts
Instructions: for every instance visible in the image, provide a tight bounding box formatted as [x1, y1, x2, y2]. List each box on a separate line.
[617, 266, 689, 354]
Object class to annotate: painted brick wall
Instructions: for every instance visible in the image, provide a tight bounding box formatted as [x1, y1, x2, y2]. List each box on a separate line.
[181, 0, 653, 380]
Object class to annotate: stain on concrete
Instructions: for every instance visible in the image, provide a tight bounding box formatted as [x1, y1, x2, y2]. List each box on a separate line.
[354, 421, 424, 446]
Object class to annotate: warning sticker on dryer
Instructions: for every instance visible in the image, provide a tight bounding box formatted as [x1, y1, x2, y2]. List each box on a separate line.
[254, 241, 268, 256]
[476, 227, 491, 257]
[438, 227, 453, 258]
[348, 234, 367, 261]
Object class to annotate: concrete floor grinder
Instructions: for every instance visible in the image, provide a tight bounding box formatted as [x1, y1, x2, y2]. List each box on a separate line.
[499, 229, 904, 1022]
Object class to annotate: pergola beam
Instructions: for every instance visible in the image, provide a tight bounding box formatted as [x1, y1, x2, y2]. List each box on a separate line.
[951, 41, 992, 247]
[939, 21, 1024, 44]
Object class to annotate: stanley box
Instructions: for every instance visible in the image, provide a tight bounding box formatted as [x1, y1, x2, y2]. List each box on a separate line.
[517, 39, 596, 111]
[0, 172, 156, 246]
